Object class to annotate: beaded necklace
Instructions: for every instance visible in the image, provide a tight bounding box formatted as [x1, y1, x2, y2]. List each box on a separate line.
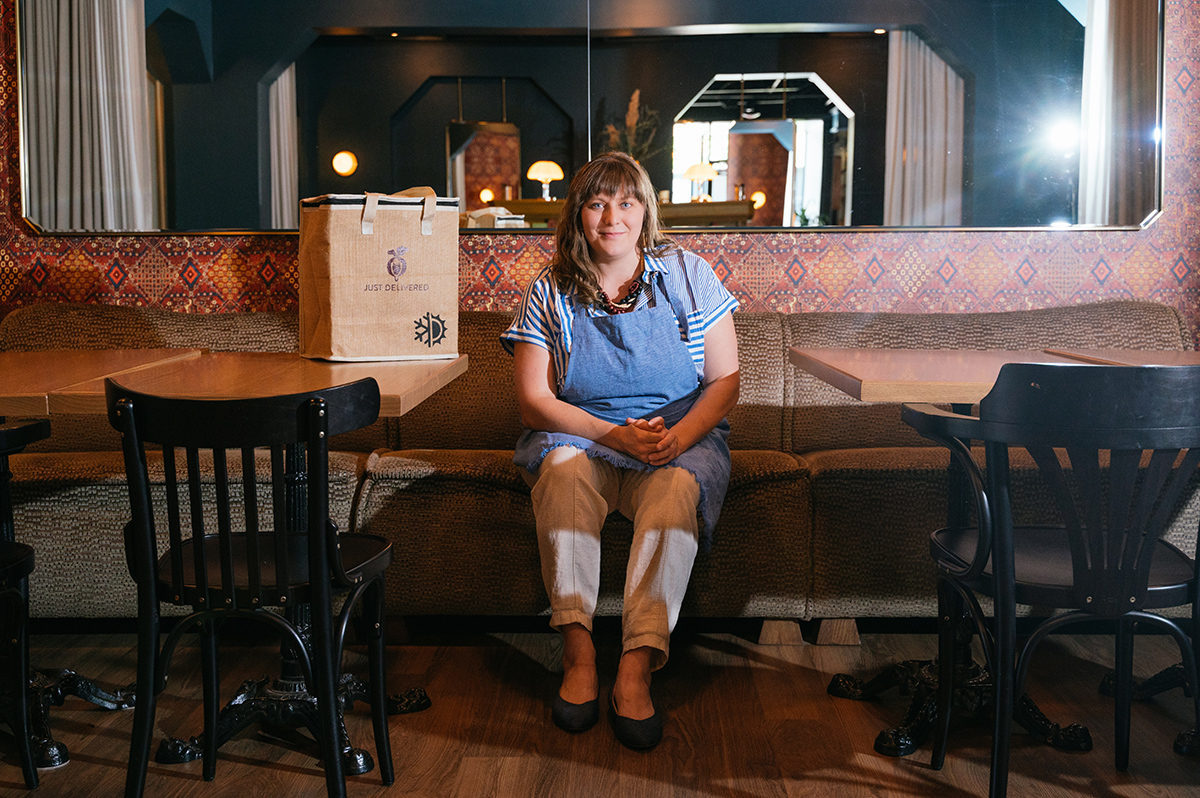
[598, 278, 643, 314]
[598, 257, 646, 315]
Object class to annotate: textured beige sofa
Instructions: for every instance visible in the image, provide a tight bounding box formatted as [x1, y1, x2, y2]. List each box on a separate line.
[357, 299, 1199, 626]
[2, 299, 1195, 628]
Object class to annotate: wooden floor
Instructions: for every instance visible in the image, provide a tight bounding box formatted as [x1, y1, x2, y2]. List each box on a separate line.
[6, 620, 1200, 797]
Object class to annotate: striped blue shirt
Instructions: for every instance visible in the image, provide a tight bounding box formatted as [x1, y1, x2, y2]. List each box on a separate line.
[500, 247, 738, 393]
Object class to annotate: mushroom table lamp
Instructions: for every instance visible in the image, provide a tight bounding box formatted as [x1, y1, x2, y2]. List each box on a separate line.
[683, 162, 719, 201]
[527, 160, 564, 200]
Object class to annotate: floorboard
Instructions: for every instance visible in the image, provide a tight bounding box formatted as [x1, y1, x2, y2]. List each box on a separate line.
[6, 623, 1199, 797]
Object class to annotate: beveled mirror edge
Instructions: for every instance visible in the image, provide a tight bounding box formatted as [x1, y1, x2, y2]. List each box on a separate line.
[14, 220, 1156, 239]
[13, 0, 1167, 238]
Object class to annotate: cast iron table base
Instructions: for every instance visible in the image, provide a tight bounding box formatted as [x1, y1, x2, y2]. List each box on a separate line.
[1097, 663, 1200, 757]
[828, 638, 1092, 758]
[829, 411, 1090, 760]
[153, 673, 430, 773]
[27, 668, 135, 768]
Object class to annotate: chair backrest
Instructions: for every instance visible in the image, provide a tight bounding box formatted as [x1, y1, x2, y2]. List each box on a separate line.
[105, 377, 380, 610]
[0, 420, 50, 545]
[979, 362, 1200, 614]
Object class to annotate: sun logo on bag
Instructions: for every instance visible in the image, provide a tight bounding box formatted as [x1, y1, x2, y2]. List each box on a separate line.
[386, 246, 408, 281]
[415, 313, 447, 348]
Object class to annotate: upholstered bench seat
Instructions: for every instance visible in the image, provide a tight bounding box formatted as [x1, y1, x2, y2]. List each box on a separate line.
[355, 447, 810, 618]
[0, 298, 1194, 626]
[359, 300, 1197, 627]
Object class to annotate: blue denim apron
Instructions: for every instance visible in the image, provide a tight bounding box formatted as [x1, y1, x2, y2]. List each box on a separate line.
[514, 273, 731, 549]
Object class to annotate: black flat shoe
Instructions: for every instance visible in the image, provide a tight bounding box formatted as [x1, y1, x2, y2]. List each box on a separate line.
[552, 693, 600, 733]
[609, 695, 663, 750]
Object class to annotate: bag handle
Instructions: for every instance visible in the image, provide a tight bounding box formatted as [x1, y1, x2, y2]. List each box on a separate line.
[360, 187, 438, 236]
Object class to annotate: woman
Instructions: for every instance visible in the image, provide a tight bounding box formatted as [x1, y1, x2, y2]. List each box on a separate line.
[500, 152, 739, 750]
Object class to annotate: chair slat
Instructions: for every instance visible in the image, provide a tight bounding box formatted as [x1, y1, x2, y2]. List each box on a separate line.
[1145, 448, 1200, 541]
[271, 444, 291, 606]
[213, 448, 235, 611]
[1107, 448, 1145, 573]
[242, 448, 263, 608]
[163, 446, 185, 601]
[185, 447, 209, 610]
[1026, 444, 1091, 579]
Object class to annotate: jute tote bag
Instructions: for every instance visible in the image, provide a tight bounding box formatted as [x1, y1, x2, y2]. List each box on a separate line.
[299, 187, 459, 360]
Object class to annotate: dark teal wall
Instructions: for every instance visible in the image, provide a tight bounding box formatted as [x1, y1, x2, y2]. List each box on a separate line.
[149, 0, 1087, 229]
[295, 32, 890, 223]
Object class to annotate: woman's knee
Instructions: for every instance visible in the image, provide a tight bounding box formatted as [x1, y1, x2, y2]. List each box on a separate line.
[531, 446, 618, 524]
[654, 466, 701, 499]
[631, 467, 701, 530]
[532, 446, 595, 496]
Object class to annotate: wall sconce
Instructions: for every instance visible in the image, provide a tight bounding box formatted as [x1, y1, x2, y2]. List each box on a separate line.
[479, 188, 495, 203]
[683, 162, 718, 202]
[750, 190, 767, 210]
[527, 160, 564, 200]
[332, 151, 358, 177]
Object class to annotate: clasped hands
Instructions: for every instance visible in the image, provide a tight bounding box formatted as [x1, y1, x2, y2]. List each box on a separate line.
[616, 416, 681, 466]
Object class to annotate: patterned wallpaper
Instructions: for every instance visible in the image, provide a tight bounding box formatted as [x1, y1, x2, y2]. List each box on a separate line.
[2, 0, 1198, 344]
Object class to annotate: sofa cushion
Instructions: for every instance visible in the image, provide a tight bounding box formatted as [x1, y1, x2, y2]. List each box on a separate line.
[355, 449, 541, 615]
[395, 313, 523, 450]
[13, 449, 365, 618]
[726, 313, 786, 450]
[0, 302, 300, 352]
[354, 448, 810, 618]
[804, 445, 1059, 619]
[803, 447, 949, 619]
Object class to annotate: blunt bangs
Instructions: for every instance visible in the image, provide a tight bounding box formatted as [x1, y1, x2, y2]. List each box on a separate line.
[577, 157, 650, 208]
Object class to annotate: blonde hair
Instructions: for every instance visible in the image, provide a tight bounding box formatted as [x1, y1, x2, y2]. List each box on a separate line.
[551, 152, 675, 305]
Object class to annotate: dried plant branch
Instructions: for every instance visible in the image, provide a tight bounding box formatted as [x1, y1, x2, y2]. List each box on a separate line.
[598, 89, 664, 163]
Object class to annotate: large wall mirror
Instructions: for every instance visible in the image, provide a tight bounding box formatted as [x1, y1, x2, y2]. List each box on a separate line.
[17, 0, 1162, 234]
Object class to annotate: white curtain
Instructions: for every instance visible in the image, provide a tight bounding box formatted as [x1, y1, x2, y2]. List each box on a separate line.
[883, 30, 965, 226]
[269, 63, 299, 229]
[20, 0, 156, 231]
[1078, 0, 1158, 225]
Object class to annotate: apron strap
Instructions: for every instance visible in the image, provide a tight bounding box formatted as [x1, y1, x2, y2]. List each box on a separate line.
[653, 265, 692, 343]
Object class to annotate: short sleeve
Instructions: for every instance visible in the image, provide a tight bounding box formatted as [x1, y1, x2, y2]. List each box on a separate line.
[500, 267, 556, 355]
[682, 251, 738, 331]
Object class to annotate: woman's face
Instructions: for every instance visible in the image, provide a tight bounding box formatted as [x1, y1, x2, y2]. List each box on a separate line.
[580, 191, 645, 268]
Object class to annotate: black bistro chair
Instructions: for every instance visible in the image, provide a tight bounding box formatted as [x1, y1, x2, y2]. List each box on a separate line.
[0, 419, 50, 789]
[106, 377, 393, 798]
[902, 363, 1200, 798]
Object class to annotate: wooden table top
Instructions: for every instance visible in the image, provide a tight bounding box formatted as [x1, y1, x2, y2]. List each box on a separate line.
[50, 352, 469, 417]
[0, 348, 203, 415]
[787, 347, 1086, 404]
[1044, 348, 1200, 366]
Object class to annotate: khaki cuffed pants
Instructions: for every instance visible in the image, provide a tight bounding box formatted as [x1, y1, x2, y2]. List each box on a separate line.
[523, 445, 701, 671]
